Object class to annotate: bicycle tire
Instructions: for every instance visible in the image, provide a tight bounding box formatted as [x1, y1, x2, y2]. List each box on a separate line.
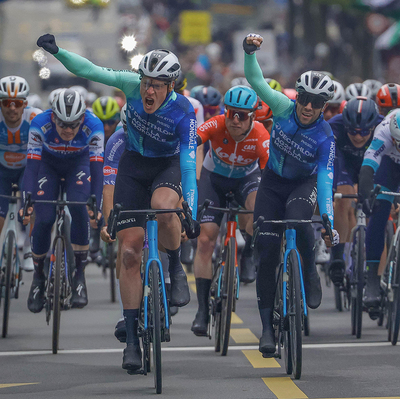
[287, 250, 302, 379]
[355, 228, 365, 339]
[390, 253, 400, 345]
[220, 237, 236, 356]
[52, 237, 63, 354]
[107, 242, 116, 303]
[334, 285, 343, 312]
[150, 261, 162, 394]
[2, 231, 16, 338]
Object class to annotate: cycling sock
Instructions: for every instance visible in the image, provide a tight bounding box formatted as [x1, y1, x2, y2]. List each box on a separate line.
[195, 278, 211, 314]
[124, 308, 139, 346]
[74, 250, 88, 280]
[32, 254, 45, 275]
[331, 243, 345, 261]
[166, 247, 183, 275]
[259, 308, 273, 332]
[241, 233, 253, 258]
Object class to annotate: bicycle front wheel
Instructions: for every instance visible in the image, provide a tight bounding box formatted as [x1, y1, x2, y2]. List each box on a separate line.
[2, 231, 16, 338]
[52, 237, 64, 354]
[287, 249, 302, 380]
[390, 252, 400, 345]
[149, 261, 162, 394]
[220, 237, 236, 356]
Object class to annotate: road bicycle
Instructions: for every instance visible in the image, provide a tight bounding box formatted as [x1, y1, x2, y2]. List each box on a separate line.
[0, 184, 23, 338]
[253, 214, 333, 380]
[24, 190, 98, 354]
[201, 195, 253, 356]
[100, 239, 117, 303]
[107, 201, 195, 394]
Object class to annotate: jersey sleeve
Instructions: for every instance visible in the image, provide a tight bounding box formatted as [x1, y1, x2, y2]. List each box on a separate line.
[178, 112, 198, 220]
[22, 117, 46, 197]
[104, 130, 126, 186]
[197, 116, 218, 144]
[316, 136, 335, 226]
[244, 53, 292, 116]
[362, 120, 392, 172]
[256, 129, 270, 170]
[55, 48, 141, 94]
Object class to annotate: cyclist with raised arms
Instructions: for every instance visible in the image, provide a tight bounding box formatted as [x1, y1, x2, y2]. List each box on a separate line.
[243, 34, 339, 355]
[22, 89, 104, 312]
[191, 85, 270, 336]
[359, 110, 400, 311]
[0, 76, 42, 271]
[36, 33, 198, 372]
[328, 97, 382, 285]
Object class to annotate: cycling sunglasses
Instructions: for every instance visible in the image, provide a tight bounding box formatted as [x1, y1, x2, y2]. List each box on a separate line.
[225, 108, 253, 121]
[204, 105, 221, 116]
[346, 128, 373, 137]
[141, 79, 168, 91]
[1, 99, 25, 108]
[54, 115, 82, 129]
[297, 93, 326, 109]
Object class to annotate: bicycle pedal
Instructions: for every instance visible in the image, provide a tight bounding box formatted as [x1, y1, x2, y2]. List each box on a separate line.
[262, 352, 280, 359]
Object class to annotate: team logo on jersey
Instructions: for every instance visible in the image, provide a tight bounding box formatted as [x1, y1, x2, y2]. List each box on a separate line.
[76, 181, 83, 185]
[38, 177, 47, 189]
[32, 133, 43, 143]
[76, 171, 86, 180]
[103, 166, 117, 176]
[82, 125, 92, 137]
[189, 151, 195, 159]
[55, 138, 59, 144]
[4, 152, 25, 163]
[37, 190, 44, 196]
[223, 138, 228, 144]
[243, 145, 256, 151]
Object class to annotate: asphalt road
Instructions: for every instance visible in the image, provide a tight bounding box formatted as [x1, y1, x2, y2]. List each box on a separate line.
[1, 261, 399, 399]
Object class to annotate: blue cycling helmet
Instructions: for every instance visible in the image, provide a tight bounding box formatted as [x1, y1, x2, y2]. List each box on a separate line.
[193, 86, 222, 106]
[224, 85, 258, 110]
[342, 96, 379, 131]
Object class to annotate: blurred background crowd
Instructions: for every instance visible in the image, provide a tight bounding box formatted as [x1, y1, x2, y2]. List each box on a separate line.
[0, 0, 400, 108]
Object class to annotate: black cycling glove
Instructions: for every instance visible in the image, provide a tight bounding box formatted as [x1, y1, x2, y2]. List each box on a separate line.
[37, 34, 59, 55]
[242, 34, 262, 55]
[182, 219, 201, 239]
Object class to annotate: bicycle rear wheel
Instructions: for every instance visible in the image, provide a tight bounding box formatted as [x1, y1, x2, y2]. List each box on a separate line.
[287, 250, 302, 379]
[149, 261, 162, 394]
[2, 231, 16, 338]
[351, 228, 365, 339]
[220, 237, 236, 356]
[107, 242, 116, 303]
[52, 237, 64, 354]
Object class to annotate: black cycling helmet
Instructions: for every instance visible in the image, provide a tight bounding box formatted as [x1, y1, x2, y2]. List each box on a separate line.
[342, 96, 379, 130]
[193, 86, 222, 106]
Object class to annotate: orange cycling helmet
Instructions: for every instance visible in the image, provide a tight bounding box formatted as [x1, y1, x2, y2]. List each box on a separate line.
[376, 83, 400, 108]
[255, 100, 273, 121]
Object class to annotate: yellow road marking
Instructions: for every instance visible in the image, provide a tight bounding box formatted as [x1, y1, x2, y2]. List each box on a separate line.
[263, 377, 307, 399]
[231, 312, 243, 324]
[189, 283, 197, 293]
[242, 350, 280, 368]
[230, 328, 258, 343]
[0, 383, 39, 389]
[186, 273, 195, 283]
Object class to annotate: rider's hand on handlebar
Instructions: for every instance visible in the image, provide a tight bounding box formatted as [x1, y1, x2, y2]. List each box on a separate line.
[87, 207, 102, 229]
[182, 218, 201, 239]
[37, 34, 59, 55]
[321, 228, 339, 247]
[18, 206, 33, 226]
[243, 33, 263, 54]
[100, 225, 115, 243]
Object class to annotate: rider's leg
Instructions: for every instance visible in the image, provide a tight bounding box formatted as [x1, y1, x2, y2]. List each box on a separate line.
[152, 186, 191, 307]
[192, 222, 219, 336]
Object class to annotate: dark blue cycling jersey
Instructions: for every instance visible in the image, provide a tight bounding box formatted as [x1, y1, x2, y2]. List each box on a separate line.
[104, 127, 126, 186]
[23, 109, 104, 206]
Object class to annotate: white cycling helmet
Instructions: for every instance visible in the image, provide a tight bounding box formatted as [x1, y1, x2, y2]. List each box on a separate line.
[138, 49, 181, 81]
[0, 76, 29, 99]
[363, 79, 383, 99]
[328, 81, 346, 105]
[120, 103, 127, 127]
[27, 94, 42, 109]
[52, 89, 86, 122]
[389, 110, 400, 142]
[69, 85, 88, 101]
[345, 83, 371, 101]
[230, 77, 250, 87]
[295, 71, 334, 101]
[48, 88, 65, 106]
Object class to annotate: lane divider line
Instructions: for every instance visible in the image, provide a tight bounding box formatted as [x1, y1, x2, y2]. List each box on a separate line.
[231, 313, 244, 324]
[230, 328, 259, 343]
[0, 383, 39, 389]
[263, 377, 308, 399]
[242, 350, 280, 368]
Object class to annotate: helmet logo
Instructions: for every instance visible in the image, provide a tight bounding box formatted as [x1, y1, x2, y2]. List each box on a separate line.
[10, 76, 16, 81]
[66, 93, 74, 103]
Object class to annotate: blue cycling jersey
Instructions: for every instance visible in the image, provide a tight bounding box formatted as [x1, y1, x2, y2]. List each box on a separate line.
[23, 109, 104, 206]
[244, 53, 335, 225]
[53, 48, 198, 218]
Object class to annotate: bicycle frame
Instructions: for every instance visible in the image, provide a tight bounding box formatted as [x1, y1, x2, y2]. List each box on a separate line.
[143, 216, 169, 331]
[282, 228, 307, 319]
